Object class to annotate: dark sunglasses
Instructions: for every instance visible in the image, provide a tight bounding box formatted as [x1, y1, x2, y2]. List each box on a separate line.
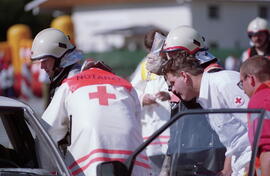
[248, 30, 268, 38]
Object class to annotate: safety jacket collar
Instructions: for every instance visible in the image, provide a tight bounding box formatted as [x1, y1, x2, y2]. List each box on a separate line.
[63, 68, 132, 93]
[253, 81, 270, 96]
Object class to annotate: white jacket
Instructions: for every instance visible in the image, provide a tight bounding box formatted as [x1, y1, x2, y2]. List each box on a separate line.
[197, 70, 250, 175]
[130, 60, 171, 157]
[42, 68, 150, 176]
[141, 76, 171, 156]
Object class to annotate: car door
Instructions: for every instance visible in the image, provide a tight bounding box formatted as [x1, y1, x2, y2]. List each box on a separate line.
[0, 103, 71, 176]
[97, 108, 266, 176]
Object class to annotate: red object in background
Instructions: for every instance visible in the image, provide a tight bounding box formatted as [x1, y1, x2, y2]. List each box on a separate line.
[13, 73, 22, 98]
[31, 71, 42, 97]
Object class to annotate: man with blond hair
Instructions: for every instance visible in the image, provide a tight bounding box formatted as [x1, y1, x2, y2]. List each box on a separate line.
[239, 55, 270, 176]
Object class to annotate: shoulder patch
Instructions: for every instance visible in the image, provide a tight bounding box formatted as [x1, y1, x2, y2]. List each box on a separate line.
[234, 96, 245, 107]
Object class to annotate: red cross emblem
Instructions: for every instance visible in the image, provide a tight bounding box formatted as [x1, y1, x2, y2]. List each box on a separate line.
[89, 86, 116, 105]
[234, 96, 244, 106]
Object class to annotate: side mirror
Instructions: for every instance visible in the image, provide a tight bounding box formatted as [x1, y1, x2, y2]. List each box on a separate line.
[96, 161, 129, 176]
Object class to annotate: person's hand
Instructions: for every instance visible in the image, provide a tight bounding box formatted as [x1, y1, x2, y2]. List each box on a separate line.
[217, 170, 232, 176]
[217, 156, 232, 176]
[81, 59, 113, 73]
[142, 94, 157, 106]
[155, 91, 171, 101]
[81, 58, 96, 71]
[243, 163, 249, 176]
[217, 168, 232, 176]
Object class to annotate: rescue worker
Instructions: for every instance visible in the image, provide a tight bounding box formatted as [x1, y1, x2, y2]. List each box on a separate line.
[159, 26, 226, 176]
[31, 28, 83, 103]
[241, 17, 270, 62]
[31, 28, 150, 175]
[239, 55, 270, 176]
[161, 25, 251, 176]
[130, 29, 172, 175]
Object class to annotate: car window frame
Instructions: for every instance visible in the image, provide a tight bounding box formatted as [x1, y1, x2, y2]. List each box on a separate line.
[123, 108, 265, 176]
[0, 106, 71, 176]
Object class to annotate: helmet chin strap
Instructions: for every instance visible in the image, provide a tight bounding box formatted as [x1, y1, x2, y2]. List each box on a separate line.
[48, 64, 75, 101]
[50, 67, 63, 82]
[54, 56, 62, 70]
[49, 56, 63, 82]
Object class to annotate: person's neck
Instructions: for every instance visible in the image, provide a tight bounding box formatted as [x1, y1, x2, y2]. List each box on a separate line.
[191, 74, 203, 97]
[253, 81, 264, 95]
[256, 42, 269, 55]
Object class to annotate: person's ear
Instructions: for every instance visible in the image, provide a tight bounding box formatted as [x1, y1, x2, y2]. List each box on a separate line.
[180, 71, 191, 84]
[250, 75, 258, 87]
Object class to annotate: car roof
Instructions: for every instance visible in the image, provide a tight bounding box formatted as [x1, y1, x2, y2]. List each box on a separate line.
[0, 96, 31, 109]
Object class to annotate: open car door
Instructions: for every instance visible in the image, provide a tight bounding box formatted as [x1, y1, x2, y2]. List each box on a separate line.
[97, 108, 267, 176]
[0, 96, 71, 176]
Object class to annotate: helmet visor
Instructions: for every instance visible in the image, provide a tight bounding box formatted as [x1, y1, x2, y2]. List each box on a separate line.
[195, 50, 216, 64]
[150, 32, 166, 56]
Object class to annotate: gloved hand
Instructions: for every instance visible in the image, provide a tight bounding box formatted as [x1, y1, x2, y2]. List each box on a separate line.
[81, 59, 113, 73]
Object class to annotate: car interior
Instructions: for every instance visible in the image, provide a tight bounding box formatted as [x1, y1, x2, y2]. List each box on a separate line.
[0, 106, 60, 175]
[0, 107, 37, 168]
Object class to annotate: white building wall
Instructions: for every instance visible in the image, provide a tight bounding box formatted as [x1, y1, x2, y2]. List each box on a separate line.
[72, 1, 270, 52]
[192, 1, 270, 49]
[72, 4, 192, 52]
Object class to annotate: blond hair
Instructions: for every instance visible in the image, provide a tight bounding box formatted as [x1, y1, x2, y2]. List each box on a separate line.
[240, 55, 270, 82]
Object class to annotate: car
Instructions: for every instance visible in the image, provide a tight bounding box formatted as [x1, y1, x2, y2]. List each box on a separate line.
[0, 96, 70, 176]
[0, 96, 266, 176]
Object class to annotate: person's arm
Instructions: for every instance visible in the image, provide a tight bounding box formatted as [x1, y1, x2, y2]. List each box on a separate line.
[218, 156, 232, 176]
[215, 72, 250, 174]
[142, 91, 170, 106]
[159, 155, 172, 176]
[42, 84, 70, 143]
[260, 151, 270, 176]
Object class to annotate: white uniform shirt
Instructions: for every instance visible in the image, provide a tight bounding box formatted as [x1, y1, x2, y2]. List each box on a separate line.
[130, 60, 171, 157]
[42, 68, 150, 176]
[129, 58, 146, 89]
[197, 70, 250, 175]
[141, 76, 171, 156]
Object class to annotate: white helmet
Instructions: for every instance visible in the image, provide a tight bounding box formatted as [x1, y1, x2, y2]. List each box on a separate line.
[247, 17, 269, 34]
[31, 28, 75, 61]
[162, 25, 216, 64]
[163, 25, 206, 54]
